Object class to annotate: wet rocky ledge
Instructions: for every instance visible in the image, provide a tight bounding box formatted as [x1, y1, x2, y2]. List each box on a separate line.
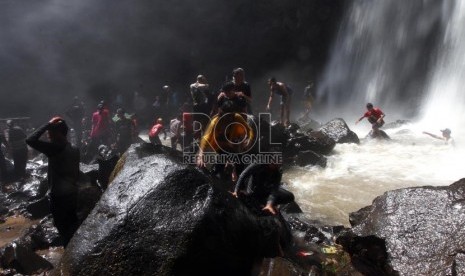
[1, 118, 463, 275]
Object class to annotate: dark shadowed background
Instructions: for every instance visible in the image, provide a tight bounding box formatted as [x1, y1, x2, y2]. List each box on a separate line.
[0, 0, 345, 122]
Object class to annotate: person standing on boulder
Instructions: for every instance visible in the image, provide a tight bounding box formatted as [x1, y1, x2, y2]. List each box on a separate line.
[266, 77, 293, 126]
[355, 103, 385, 137]
[90, 102, 112, 154]
[149, 118, 167, 146]
[302, 80, 316, 119]
[26, 117, 80, 247]
[231, 162, 294, 215]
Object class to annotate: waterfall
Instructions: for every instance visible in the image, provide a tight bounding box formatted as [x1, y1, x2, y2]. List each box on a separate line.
[289, 0, 465, 227]
[317, 0, 447, 119]
[420, 0, 465, 133]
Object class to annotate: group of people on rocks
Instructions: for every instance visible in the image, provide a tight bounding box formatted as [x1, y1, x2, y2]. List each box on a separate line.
[2, 64, 456, 251]
[0, 67, 322, 248]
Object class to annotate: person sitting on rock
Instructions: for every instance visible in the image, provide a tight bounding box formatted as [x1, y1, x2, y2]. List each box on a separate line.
[149, 118, 167, 146]
[231, 162, 295, 215]
[26, 117, 80, 247]
[355, 103, 385, 137]
[423, 128, 454, 146]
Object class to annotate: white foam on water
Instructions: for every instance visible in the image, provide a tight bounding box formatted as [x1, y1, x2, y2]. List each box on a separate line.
[300, 0, 465, 226]
[284, 122, 465, 226]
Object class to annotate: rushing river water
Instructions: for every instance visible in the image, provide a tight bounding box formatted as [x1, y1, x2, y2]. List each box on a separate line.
[298, 0, 465, 226]
[284, 121, 464, 226]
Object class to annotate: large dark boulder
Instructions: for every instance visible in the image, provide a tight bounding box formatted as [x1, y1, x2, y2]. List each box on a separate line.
[55, 144, 290, 276]
[298, 118, 321, 134]
[340, 178, 465, 275]
[0, 241, 53, 275]
[270, 120, 289, 147]
[319, 118, 359, 144]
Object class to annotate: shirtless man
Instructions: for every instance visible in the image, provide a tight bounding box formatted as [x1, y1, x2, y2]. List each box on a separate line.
[266, 77, 292, 126]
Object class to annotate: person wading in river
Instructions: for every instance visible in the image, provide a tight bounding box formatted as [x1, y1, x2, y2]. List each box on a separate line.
[423, 128, 454, 146]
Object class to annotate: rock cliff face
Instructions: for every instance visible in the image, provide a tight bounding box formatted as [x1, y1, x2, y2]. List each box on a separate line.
[55, 144, 291, 276]
[339, 178, 465, 276]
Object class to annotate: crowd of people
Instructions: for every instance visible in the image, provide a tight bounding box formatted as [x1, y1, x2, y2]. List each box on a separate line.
[1, 67, 320, 247]
[1, 66, 455, 249]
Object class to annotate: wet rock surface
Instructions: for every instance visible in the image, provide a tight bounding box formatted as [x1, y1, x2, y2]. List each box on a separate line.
[340, 178, 465, 275]
[1, 241, 53, 275]
[55, 144, 291, 276]
[319, 118, 360, 144]
[0, 155, 104, 275]
[261, 215, 360, 276]
[0, 215, 63, 275]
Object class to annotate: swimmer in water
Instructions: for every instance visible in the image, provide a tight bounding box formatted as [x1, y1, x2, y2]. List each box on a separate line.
[423, 128, 454, 146]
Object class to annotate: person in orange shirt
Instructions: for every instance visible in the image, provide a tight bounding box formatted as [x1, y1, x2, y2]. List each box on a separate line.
[197, 100, 254, 181]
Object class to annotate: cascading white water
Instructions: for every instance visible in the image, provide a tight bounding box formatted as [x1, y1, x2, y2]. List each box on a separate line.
[287, 0, 465, 226]
[420, 0, 465, 131]
[316, 0, 445, 119]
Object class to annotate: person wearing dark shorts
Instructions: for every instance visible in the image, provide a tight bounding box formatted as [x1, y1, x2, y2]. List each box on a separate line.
[356, 103, 385, 137]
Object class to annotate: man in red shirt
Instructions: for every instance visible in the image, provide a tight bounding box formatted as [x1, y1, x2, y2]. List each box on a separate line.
[356, 103, 385, 137]
[90, 102, 112, 154]
[149, 118, 167, 145]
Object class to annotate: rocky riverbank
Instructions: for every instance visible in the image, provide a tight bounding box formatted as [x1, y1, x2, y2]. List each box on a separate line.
[1, 119, 463, 275]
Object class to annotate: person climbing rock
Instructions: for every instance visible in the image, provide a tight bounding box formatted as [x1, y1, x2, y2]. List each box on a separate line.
[231, 163, 294, 215]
